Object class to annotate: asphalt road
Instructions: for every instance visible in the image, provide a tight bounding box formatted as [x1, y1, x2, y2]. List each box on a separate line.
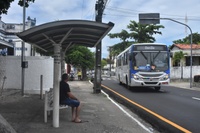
[101, 78, 200, 133]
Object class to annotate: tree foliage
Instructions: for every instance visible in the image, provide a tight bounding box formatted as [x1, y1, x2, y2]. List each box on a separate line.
[65, 46, 94, 69]
[173, 51, 186, 66]
[108, 29, 133, 56]
[108, 20, 164, 57]
[101, 59, 107, 68]
[173, 33, 200, 44]
[65, 46, 94, 80]
[0, 0, 35, 15]
[127, 20, 164, 43]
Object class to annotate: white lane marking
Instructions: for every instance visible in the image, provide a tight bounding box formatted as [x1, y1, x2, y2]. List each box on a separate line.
[192, 97, 200, 101]
[101, 90, 153, 133]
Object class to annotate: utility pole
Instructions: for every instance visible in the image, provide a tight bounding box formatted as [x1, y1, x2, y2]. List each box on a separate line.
[94, 0, 106, 93]
[21, 0, 26, 96]
[107, 46, 112, 77]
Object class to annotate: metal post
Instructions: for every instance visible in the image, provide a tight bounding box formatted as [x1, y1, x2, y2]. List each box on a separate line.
[52, 43, 61, 128]
[109, 47, 112, 77]
[61, 51, 65, 75]
[40, 75, 43, 99]
[160, 18, 193, 88]
[94, 0, 105, 93]
[21, 0, 26, 96]
[139, 14, 193, 88]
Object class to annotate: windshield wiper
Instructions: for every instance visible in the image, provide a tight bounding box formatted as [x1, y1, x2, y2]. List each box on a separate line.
[153, 51, 160, 61]
[140, 51, 147, 60]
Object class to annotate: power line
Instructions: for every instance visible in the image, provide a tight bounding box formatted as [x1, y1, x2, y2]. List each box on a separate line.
[104, 6, 200, 21]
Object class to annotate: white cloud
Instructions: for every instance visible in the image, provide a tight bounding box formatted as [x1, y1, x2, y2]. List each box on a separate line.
[1, 0, 200, 58]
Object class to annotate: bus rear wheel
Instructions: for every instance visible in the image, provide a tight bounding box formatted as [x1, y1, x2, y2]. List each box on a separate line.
[155, 87, 160, 91]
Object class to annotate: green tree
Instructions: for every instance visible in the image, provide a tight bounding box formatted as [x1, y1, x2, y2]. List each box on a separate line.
[173, 51, 186, 66]
[108, 21, 164, 57]
[108, 29, 132, 52]
[0, 0, 35, 15]
[65, 46, 94, 80]
[127, 20, 164, 43]
[101, 59, 107, 69]
[173, 33, 200, 44]
[173, 51, 187, 79]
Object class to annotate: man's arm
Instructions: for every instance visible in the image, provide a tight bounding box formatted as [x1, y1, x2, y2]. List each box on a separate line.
[67, 92, 79, 101]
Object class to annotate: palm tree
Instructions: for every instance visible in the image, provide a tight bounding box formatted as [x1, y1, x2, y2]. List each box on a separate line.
[173, 51, 187, 79]
[107, 21, 164, 58]
[108, 29, 132, 51]
[127, 20, 164, 43]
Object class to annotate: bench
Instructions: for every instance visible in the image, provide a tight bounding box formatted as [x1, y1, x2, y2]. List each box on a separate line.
[44, 88, 68, 123]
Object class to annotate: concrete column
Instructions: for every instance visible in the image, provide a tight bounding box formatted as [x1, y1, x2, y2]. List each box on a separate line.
[61, 50, 66, 74]
[94, 42, 101, 93]
[53, 43, 61, 128]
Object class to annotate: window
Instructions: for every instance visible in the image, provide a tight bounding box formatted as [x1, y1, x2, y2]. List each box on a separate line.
[123, 52, 129, 65]
[7, 24, 15, 29]
[117, 56, 121, 66]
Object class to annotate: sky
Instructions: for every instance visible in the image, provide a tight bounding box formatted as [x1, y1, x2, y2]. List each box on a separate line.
[1, 0, 200, 58]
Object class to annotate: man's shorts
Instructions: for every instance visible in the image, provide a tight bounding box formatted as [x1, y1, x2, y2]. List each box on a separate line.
[61, 98, 80, 107]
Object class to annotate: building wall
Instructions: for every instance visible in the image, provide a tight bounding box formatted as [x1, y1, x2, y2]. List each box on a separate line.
[0, 16, 36, 56]
[0, 56, 53, 94]
[170, 66, 200, 79]
[170, 47, 200, 66]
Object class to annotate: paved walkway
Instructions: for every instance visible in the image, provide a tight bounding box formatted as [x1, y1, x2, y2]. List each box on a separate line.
[0, 81, 156, 133]
[0, 80, 199, 133]
[169, 81, 200, 91]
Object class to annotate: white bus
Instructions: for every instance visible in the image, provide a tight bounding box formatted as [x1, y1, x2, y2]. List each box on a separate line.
[116, 43, 170, 91]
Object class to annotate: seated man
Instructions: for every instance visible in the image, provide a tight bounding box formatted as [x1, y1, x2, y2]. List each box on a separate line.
[60, 73, 82, 123]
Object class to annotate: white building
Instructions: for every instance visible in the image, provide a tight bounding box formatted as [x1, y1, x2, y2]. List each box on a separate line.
[0, 16, 36, 56]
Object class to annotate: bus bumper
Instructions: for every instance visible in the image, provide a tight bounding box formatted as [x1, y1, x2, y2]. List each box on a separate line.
[131, 79, 170, 87]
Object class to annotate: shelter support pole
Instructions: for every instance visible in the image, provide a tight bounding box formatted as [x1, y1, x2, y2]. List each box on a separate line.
[52, 43, 61, 128]
[61, 51, 66, 75]
[94, 42, 101, 93]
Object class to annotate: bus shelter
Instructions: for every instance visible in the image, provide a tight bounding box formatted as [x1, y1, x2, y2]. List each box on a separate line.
[17, 20, 114, 127]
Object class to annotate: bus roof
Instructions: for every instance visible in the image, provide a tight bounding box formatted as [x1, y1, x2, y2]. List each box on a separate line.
[117, 43, 167, 57]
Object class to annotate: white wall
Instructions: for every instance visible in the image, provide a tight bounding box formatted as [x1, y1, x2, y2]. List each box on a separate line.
[0, 56, 53, 94]
[170, 66, 200, 79]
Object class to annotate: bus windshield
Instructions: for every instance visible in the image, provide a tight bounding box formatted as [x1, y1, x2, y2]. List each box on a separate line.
[132, 51, 169, 72]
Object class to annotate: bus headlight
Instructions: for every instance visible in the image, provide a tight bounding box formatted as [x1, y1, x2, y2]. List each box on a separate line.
[161, 74, 169, 80]
[132, 74, 142, 80]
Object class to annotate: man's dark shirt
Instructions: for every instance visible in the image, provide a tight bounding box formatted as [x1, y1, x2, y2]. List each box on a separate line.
[60, 80, 71, 104]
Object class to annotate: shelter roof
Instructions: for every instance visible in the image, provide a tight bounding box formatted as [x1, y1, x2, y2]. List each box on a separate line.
[17, 20, 114, 52]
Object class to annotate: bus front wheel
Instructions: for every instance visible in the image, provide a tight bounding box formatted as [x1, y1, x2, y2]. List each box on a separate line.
[118, 76, 122, 85]
[155, 87, 160, 91]
[126, 78, 130, 89]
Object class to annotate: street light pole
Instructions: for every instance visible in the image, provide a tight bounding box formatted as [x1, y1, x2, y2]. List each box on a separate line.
[160, 18, 193, 88]
[107, 46, 112, 77]
[139, 13, 193, 88]
[21, 0, 26, 96]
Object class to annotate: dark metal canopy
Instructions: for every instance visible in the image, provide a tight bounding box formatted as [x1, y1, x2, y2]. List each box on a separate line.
[17, 20, 114, 52]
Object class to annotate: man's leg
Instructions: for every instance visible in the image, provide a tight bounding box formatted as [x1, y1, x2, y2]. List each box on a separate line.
[74, 104, 81, 122]
[71, 107, 76, 121]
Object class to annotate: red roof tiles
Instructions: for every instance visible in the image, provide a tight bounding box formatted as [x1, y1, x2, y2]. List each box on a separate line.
[174, 44, 200, 49]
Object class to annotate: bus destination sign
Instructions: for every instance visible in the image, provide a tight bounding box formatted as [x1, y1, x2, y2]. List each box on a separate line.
[135, 45, 167, 51]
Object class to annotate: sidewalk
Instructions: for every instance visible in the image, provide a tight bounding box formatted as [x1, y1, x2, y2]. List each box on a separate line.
[169, 81, 200, 91]
[0, 81, 155, 133]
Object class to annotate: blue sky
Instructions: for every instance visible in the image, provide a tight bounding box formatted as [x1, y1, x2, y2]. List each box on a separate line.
[1, 0, 200, 58]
